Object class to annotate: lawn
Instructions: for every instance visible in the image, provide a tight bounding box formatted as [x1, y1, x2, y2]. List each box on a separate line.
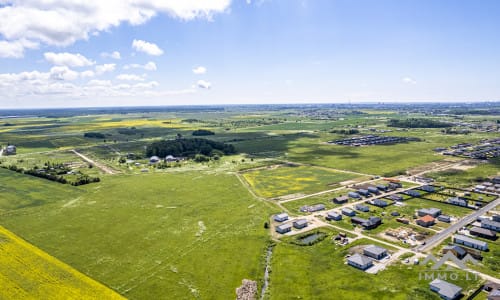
[0, 169, 276, 299]
[241, 164, 362, 199]
[267, 236, 481, 299]
[0, 225, 124, 300]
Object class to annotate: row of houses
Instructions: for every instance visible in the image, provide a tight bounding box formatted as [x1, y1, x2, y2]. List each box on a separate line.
[453, 234, 488, 251]
[330, 135, 414, 147]
[275, 218, 309, 234]
[475, 181, 500, 194]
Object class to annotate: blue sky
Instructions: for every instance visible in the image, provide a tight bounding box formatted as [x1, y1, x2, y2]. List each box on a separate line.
[0, 0, 499, 108]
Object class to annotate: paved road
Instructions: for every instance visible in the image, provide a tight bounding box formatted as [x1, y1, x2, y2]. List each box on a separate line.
[415, 197, 500, 252]
[71, 149, 118, 175]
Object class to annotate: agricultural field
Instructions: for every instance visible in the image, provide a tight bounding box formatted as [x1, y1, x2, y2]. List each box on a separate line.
[0, 225, 124, 300]
[241, 164, 363, 199]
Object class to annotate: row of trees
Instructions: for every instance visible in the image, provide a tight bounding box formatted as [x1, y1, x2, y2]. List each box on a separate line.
[329, 129, 360, 135]
[387, 118, 452, 128]
[0, 164, 100, 186]
[146, 138, 236, 158]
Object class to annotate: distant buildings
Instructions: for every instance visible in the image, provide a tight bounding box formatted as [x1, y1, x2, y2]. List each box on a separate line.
[331, 135, 415, 147]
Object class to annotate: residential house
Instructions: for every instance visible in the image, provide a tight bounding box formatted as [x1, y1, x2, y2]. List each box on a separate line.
[149, 156, 161, 163]
[481, 219, 500, 232]
[418, 208, 442, 218]
[406, 190, 421, 197]
[357, 189, 370, 197]
[275, 223, 292, 234]
[493, 214, 500, 222]
[274, 213, 289, 222]
[300, 204, 326, 213]
[421, 185, 435, 192]
[348, 192, 361, 199]
[469, 226, 497, 240]
[391, 211, 400, 216]
[484, 282, 500, 300]
[367, 186, 380, 195]
[363, 245, 387, 260]
[448, 197, 468, 207]
[347, 253, 373, 270]
[355, 204, 370, 212]
[437, 215, 451, 223]
[492, 176, 500, 184]
[351, 216, 368, 225]
[5, 145, 16, 155]
[429, 279, 462, 300]
[342, 208, 356, 217]
[442, 245, 466, 259]
[333, 195, 349, 204]
[417, 215, 435, 227]
[454, 234, 488, 251]
[293, 219, 308, 229]
[388, 182, 402, 189]
[387, 194, 403, 201]
[361, 216, 382, 230]
[373, 199, 388, 207]
[396, 217, 410, 224]
[376, 184, 388, 191]
[326, 211, 342, 221]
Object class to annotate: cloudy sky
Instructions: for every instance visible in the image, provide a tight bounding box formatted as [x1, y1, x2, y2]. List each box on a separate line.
[0, 0, 500, 108]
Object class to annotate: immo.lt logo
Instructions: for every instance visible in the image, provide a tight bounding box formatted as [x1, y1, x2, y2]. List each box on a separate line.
[419, 252, 480, 281]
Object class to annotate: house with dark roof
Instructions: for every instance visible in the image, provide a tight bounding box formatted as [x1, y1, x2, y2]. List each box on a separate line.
[442, 245, 466, 259]
[5, 145, 16, 155]
[406, 190, 421, 197]
[367, 186, 380, 195]
[448, 197, 468, 207]
[421, 185, 435, 192]
[417, 215, 435, 227]
[482, 219, 500, 232]
[351, 216, 368, 225]
[376, 184, 388, 191]
[493, 214, 500, 222]
[355, 204, 370, 212]
[429, 279, 462, 300]
[326, 211, 342, 221]
[348, 192, 361, 199]
[363, 245, 387, 260]
[357, 189, 370, 197]
[275, 223, 292, 234]
[347, 253, 373, 270]
[293, 219, 308, 229]
[333, 195, 349, 204]
[361, 216, 382, 230]
[372, 199, 388, 207]
[469, 226, 497, 240]
[274, 213, 289, 222]
[387, 194, 403, 201]
[454, 234, 488, 251]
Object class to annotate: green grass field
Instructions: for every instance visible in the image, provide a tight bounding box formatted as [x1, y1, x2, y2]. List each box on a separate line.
[0, 168, 277, 299]
[241, 164, 362, 198]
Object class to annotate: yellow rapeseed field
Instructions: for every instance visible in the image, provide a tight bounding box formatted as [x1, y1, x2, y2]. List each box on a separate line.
[0, 225, 125, 300]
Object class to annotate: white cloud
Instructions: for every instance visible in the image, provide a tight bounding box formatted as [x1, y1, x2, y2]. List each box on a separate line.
[95, 63, 116, 75]
[44, 52, 95, 67]
[192, 66, 207, 74]
[49, 66, 79, 81]
[0, 1, 230, 57]
[123, 61, 157, 71]
[81, 70, 95, 78]
[100, 51, 121, 59]
[116, 74, 145, 81]
[132, 39, 164, 56]
[197, 79, 211, 89]
[402, 77, 417, 85]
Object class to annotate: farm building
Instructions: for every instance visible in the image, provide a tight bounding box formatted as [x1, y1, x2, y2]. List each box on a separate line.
[342, 208, 356, 217]
[4, 145, 16, 155]
[386, 194, 403, 201]
[357, 189, 370, 197]
[416, 215, 435, 227]
[442, 245, 466, 259]
[293, 219, 308, 229]
[454, 234, 488, 251]
[418, 208, 442, 218]
[276, 223, 292, 234]
[363, 245, 387, 260]
[274, 213, 289, 222]
[429, 279, 462, 300]
[421, 185, 435, 192]
[437, 215, 451, 223]
[406, 190, 421, 197]
[347, 253, 373, 270]
[333, 196, 349, 204]
[481, 219, 500, 232]
[372, 199, 388, 207]
[469, 227, 497, 240]
[367, 186, 380, 194]
[326, 211, 342, 221]
[448, 197, 468, 207]
[348, 192, 361, 199]
[355, 204, 370, 212]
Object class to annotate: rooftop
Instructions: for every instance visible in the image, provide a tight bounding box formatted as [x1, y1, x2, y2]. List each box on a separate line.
[430, 279, 462, 299]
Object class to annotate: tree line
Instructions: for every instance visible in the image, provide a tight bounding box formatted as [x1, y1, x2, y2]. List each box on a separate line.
[387, 118, 452, 128]
[146, 138, 236, 158]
